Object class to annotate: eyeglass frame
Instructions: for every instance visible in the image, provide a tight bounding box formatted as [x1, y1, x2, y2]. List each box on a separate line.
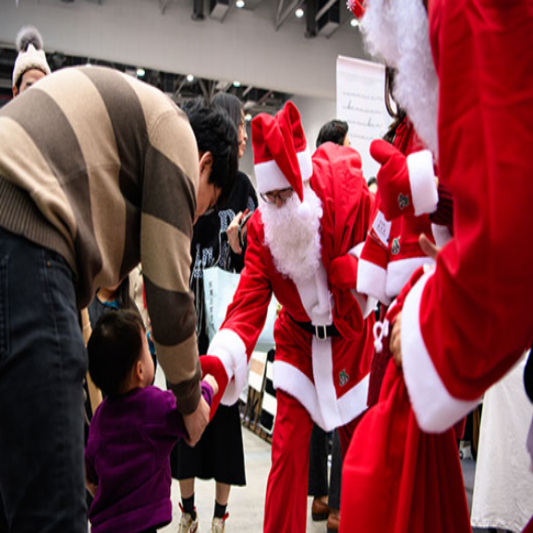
[260, 187, 294, 204]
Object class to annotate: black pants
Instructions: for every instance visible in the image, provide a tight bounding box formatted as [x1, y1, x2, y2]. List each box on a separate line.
[0, 228, 87, 532]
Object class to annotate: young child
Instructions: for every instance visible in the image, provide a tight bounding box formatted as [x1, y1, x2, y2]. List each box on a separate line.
[85, 310, 216, 533]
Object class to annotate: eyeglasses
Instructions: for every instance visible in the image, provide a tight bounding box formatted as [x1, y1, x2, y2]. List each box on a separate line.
[260, 187, 294, 204]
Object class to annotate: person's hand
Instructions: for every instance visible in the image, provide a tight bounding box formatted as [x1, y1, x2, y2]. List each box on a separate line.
[227, 212, 245, 254]
[419, 233, 439, 260]
[203, 373, 220, 396]
[183, 395, 210, 447]
[86, 479, 98, 498]
[390, 312, 403, 368]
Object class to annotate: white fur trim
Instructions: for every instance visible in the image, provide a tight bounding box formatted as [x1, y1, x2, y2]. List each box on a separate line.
[312, 337, 342, 429]
[273, 360, 369, 432]
[349, 243, 377, 318]
[293, 264, 332, 326]
[207, 328, 248, 406]
[401, 270, 480, 433]
[406, 150, 438, 216]
[255, 148, 313, 194]
[386, 256, 434, 299]
[357, 258, 390, 305]
[431, 223, 452, 248]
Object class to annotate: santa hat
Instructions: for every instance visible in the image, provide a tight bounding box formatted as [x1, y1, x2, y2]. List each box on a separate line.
[252, 101, 313, 217]
[347, 0, 366, 19]
[12, 26, 51, 88]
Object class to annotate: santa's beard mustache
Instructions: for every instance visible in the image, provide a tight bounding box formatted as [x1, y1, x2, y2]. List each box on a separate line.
[261, 186, 323, 285]
[361, 0, 439, 158]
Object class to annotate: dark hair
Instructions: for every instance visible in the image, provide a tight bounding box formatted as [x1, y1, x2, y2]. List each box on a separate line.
[383, 67, 407, 144]
[367, 176, 377, 187]
[181, 97, 238, 207]
[316, 120, 349, 148]
[88, 310, 146, 397]
[113, 277, 137, 311]
[212, 92, 243, 130]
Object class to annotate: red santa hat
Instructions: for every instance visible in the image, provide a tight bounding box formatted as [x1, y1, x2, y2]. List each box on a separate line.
[252, 101, 313, 217]
[347, 0, 366, 19]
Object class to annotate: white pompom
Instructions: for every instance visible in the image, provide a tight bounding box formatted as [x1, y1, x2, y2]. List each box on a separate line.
[297, 201, 312, 220]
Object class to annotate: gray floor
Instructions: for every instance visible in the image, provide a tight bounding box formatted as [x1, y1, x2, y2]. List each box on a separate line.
[158, 427, 488, 533]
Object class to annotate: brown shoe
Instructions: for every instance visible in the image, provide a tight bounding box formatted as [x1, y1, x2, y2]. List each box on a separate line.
[311, 496, 329, 521]
[327, 509, 340, 532]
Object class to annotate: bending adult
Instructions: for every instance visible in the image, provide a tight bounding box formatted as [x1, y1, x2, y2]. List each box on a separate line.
[201, 101, 376, 533]
[0, 67, 237, 532]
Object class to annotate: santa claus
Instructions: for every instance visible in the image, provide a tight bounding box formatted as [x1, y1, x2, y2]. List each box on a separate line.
[341, 0, 533, 531]
[201, 101, 376, 532]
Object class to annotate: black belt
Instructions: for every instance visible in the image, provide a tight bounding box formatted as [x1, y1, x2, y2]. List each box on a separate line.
[288, 313, 340, 340]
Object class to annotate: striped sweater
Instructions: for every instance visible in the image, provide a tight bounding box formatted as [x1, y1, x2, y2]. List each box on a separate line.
[0, 66, 201, 413]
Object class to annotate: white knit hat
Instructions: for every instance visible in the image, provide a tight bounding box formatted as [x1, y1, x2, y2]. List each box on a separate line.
[12, 26, 51, 88]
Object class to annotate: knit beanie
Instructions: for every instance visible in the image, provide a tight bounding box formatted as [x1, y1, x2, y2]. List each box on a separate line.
[12, 26, 51, 88]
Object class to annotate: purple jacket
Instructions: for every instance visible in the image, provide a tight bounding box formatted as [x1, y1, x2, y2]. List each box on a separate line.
[85, 384, 213, 533]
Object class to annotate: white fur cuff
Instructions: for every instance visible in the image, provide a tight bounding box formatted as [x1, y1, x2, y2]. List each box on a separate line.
[406, 150, 438, 216]
[207, 328, 248, 406]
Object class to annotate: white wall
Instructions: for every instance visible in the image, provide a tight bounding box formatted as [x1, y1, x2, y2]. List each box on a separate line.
[239, 94, 336, 186]
[0, 0, 368, 100]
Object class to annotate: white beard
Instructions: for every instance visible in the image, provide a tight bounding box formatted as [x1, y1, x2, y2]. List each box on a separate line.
[361, 0, 439, 158]
[261, 186, 323, 285]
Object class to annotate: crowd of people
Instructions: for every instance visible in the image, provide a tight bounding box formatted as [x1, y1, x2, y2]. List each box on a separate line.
[0, 1, 532, 532]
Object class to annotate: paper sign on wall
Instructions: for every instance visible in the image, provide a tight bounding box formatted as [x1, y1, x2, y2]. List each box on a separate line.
[336, 55, 392, 182]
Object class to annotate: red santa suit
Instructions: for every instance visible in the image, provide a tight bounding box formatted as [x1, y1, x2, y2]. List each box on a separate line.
[203, 102, 375, 533]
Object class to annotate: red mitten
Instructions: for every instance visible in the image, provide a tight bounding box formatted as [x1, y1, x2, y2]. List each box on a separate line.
[330, 254, 359, 291]
[200, 355, 229, 420]
[370, 140, 437, 221]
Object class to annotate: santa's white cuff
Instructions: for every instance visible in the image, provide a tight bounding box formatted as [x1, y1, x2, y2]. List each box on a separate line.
[401, 270, 480, 433]
[357, 258, 390, 305]
[406, 150, 438, 217]
[386, 256, 434, 300]
[207, 328, 248, 406]
[431, 223, 452, 248]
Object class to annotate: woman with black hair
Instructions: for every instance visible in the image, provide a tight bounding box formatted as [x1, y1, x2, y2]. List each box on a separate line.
[173, 93, 257, 533]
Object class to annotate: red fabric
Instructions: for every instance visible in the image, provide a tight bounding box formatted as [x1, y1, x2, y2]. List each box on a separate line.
[347, 0, 366, 19]
[523, 516, 533, 533]
[329, 254, 358, 291]
[199, 355, 228, 420]
[312, 143, 374, 339]
[251, 101, 307, 202]
[370, 139, 415, 221]
[340, 361, 471, 533]
[264, 390, 313, 533]
[407, 0, 533, 405]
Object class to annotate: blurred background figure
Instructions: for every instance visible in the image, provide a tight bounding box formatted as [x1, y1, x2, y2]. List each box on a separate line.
[12, 25, 50, 97]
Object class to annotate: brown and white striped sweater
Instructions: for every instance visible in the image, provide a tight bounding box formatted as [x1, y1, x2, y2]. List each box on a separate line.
[0, 66, 202, 413]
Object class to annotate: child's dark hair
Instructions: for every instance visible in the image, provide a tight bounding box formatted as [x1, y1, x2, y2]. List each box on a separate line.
[316, 120, 349, 148]
[88, 310, 146, 397]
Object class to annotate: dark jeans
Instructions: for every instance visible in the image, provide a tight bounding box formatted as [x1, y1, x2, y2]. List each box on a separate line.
[0, 228, 88, 532]
[307, 425, 342, 511]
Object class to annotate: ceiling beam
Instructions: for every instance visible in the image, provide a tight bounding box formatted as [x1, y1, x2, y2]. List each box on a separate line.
[275, 0, 304, 30]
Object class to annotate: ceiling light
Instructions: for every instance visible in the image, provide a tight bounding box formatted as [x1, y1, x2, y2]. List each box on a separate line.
[244, 113, 252, 122]
[350, 18, 359, 27]
[136, 68, 146, 77]
[295, 7, 304, 18]
[236, 0, 245, 8]
[233, 80, 241, 87]
[186, 74, 195, 82]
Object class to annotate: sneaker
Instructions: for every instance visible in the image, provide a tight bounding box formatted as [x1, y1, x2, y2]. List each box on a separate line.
[178, 503, 199, 533]
[211, 512, 229, 533]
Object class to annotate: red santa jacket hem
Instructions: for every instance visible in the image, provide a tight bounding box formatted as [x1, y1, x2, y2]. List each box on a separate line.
[207, 328, 247, 406]
[401, 269, 480, 432]
[406, 149, 438, 216]
[274, 359, 369, 432]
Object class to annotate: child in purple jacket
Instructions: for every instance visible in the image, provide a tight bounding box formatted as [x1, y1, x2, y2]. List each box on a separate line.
[85, 310, 215, 533]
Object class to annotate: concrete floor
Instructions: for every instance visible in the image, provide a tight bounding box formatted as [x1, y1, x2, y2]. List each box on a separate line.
[159, 427, 326, 532]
